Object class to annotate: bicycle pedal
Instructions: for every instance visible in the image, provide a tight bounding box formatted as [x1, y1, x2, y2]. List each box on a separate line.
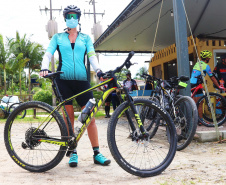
[66, 150, 73, 157]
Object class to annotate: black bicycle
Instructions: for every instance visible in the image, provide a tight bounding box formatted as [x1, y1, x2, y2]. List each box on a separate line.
[142, 73, 198, 151]
[4, 52, 177, 177]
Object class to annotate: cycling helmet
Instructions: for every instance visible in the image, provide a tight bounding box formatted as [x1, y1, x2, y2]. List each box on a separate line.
[63, 5, 81, 19]
[200, 50, 212, 59]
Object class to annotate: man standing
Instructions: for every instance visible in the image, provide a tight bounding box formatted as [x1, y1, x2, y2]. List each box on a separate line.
[213, 53, 226, 88]
[123, 72, 138, 91]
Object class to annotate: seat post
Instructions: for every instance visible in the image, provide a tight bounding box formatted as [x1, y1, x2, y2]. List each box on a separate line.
[52, 78, 64, 103]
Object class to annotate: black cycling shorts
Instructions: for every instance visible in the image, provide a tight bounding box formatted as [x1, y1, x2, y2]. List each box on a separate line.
[56, 79, 93, 107]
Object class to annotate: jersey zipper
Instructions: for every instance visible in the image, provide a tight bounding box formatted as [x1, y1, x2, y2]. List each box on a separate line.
[73, 47, 75, 79]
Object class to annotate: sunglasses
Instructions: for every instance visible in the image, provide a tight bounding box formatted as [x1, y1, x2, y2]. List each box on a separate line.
[65, 14, 79, 20]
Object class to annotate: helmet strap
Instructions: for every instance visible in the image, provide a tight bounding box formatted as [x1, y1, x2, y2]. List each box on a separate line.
[78, 23, 81, 32]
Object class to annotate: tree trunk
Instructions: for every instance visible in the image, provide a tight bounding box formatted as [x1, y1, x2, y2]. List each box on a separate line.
[11, 76, 14, 95]
[0, 69, 2, 91]
[28, 68, 31, 100]
[19, 69, 21, 96]
[4, 65, 6, 95]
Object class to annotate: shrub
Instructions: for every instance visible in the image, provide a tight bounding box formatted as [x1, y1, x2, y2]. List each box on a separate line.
[33, 90, 52, 105]
[31, 87, 42, 94]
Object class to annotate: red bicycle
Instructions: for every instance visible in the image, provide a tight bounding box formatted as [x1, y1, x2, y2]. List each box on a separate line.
[191, 76, 226, 127]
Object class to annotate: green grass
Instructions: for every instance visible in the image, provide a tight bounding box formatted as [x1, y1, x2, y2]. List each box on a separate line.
[0, 110, 106, 124]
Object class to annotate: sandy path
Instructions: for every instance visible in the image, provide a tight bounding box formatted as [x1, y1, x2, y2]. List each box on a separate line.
[0, 119, 226, 185]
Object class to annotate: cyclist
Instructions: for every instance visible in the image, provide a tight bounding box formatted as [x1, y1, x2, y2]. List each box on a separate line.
[190, 50, 221, 124]
[39, 5, 110, 167]
[99, 82, 112, 118]
[123, 72, 138, 91]
[213, 53, 226, 89]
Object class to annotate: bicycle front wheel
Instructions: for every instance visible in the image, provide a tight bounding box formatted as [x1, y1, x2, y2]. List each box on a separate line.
[197, 92, 226, 127]
[172, 96, 198, 151]
[4, 101, 68, 172]
[107, 98, 177, 177]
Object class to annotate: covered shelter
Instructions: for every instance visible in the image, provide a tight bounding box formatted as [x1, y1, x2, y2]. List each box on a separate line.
[94, 0, 226, 53]
[93, 0, 226, 92]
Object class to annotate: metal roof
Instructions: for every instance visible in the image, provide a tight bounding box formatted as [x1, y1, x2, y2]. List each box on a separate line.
[94, 0, 226, 53]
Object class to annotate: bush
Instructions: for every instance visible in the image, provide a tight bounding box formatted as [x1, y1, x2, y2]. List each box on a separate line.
[31, 87, 42, 94]
[33, 90, 52, 105]
[72, 90, 103, 111]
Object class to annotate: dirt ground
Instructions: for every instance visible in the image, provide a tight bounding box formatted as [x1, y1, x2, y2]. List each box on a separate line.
[0, 119, 226, 185]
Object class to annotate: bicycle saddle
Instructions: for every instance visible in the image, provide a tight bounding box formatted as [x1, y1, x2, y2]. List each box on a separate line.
[179, 76, 189, 82]
[43, 71, 64, 79]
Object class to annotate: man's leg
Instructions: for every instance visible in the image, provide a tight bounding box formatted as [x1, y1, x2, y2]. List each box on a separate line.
[193, 96, 203, 125]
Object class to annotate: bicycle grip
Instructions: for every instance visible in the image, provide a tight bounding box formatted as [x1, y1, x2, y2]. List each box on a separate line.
[126, 51, 135, 61]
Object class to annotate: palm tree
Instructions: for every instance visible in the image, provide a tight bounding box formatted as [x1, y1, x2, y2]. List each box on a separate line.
[9, 31, 32, 95]
[26, 43, 44, 98]
[0, 34, 12, 94]
[14, 53, 29, 95]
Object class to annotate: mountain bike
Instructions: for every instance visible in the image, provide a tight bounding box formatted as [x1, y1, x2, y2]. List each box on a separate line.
[0, 95, 26, 119]
[191, 75, 226, 127]
[142, 73, 198, 151]
[4, 52, 177, 177]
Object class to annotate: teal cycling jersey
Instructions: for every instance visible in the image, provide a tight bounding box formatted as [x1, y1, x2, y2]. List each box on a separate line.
[190, 61, 213, 84]
[46, 32, 96, 80]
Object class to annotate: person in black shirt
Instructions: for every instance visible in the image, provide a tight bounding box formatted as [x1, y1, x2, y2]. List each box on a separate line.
[213, 53, 226, 88]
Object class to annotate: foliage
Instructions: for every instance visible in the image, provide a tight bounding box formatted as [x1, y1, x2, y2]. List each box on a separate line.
[33, 90, 52, 105]
[31, 87, 42, 94]
[36, 78, 52, 90]
[72, 90, 103, 111]
[134, 66, 148, 80]
[31, 73, 39, 79]
[0, 31, 44, 97]
[115, 68, 130, 81]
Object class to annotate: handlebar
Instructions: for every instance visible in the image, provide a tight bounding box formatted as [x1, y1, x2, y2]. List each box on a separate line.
[103, 51, 135, 78]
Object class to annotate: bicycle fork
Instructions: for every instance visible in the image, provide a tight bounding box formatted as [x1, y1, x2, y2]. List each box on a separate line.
[124, 88, 149, 139]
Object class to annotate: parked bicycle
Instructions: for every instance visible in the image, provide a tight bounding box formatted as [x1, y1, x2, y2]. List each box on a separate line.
[4, 52, 177, 177]
[0, 95, 26, 119]
[191, 75, 226, 127]
[141, 73, 198, 151]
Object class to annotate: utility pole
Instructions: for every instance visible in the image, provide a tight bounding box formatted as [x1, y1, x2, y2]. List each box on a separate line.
[84, 0, 105, 83]
[84, 0, 105, 24]
[40, 0, 62, 106]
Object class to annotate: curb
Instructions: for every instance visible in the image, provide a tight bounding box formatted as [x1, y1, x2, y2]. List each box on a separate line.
[194, 130, 226, 142]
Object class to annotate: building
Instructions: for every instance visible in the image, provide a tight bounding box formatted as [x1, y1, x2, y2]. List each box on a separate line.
[149, 36, 226, 91]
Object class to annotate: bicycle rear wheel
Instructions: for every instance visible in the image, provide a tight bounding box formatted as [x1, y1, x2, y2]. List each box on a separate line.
[4, 101, 68, 172]
[197, 92, 226, 127]
[172, 96, 198, 151]
[107, 98, 177, 177]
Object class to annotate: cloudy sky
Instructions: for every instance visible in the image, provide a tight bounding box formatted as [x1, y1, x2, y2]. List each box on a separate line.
[0, 0, 150, 77]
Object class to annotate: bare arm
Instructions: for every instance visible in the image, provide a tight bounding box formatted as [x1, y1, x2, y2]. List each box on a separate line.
[211, 76, 220, 88]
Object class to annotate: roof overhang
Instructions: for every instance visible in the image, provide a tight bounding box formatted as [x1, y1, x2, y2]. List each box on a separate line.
[94, 0, 226, 53]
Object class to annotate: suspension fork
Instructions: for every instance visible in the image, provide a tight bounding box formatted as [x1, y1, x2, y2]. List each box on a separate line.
[124, 87, 146, 134]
